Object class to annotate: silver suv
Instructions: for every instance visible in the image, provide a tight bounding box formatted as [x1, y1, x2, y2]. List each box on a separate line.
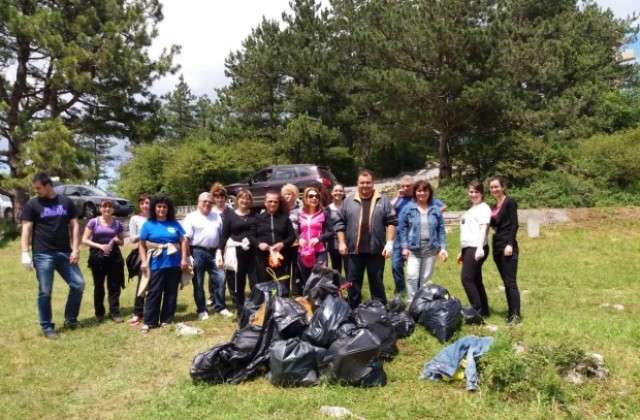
[0, 194, 13, 219]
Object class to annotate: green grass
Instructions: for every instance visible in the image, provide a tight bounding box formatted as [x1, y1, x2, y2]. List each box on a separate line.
[1, 208, 640, 419]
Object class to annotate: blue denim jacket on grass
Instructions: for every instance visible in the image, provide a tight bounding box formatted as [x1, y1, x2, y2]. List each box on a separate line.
[397, 201, 446, 252]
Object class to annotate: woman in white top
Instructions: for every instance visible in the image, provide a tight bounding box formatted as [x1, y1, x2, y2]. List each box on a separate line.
[127, 193, 150, 325]
[459, 180, 491, 317]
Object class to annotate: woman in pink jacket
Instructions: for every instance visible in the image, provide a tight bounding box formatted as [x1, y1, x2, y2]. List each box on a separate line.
[298, 186, 334, 285]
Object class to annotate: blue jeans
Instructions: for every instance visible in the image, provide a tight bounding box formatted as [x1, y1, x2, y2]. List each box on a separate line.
[392, 242, 406, 295]
[346, 253, 387, 309]
[192, 247, 226, 313]
[33, 252, 85, 333]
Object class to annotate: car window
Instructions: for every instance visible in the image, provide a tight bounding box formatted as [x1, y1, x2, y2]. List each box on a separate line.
[252, 169, 272, 183]
[81, 186, 107, 196]
[298, 168, 312, 177]
[273, 167, 297, 180]
[65, 186, 79, 196]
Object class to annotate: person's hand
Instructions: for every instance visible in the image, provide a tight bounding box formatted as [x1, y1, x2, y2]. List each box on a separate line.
[258, 242, 270, 251]
[101, 244, 111, 253]
[456, 253, 463, 265]
[298, 238, 308, 247]
[180, 258, 188, 271]
[439, 249, 448, 262]
[504, 245, 513, 257]
[215, 250, 223, 268]
[141, 261, 149, 273]
[70, 250, 80, 264]
[474, 247, 485, 261]
[271, 242, 284, 253]
[309, 238, 319, 247]
[382, 241, 394, 259]
[338, 242, 347, 256]
[22, 252, 33, 271]
[401, 249, 410, 260]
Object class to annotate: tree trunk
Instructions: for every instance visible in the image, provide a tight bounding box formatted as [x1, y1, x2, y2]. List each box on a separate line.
[438, 130, 452, 180]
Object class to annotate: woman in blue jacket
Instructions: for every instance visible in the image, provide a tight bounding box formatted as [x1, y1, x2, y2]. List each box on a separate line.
[397, 180, 448, 302]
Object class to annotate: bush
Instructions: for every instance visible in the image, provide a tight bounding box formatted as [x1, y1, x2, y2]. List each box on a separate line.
[510, 172, 598, 208]
[0, 218, 20, 248]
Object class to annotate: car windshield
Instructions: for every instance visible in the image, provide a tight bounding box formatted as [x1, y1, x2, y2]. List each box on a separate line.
[82, 187, 108, 196]
[0, 194, 9, 202]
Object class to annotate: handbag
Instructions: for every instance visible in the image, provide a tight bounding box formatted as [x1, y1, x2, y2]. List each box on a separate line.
[223, 243, 238, 271]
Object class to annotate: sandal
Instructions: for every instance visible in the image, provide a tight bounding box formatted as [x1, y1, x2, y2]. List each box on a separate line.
[140, 324, 150, 334]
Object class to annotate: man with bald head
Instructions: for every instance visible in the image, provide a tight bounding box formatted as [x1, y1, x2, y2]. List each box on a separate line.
[182, 192, 231, 320]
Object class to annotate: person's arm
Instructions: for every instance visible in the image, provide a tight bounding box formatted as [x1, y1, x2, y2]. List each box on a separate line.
[316, 209, 334, 244]
[139, 240, 148, 273]
[21, 221, 34, 270]
[129, 216, 140, 243]
[69, 218, 81, 264]
[505, 197, 519, 247]
[436, 209, 448, 261]
[179, 235, 189, 271]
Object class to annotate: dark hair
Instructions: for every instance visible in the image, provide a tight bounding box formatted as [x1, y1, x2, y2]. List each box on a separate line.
[316, 184, 331, 207]
[357, 169, 374, 180]
[149, 194, 176, 221]
[468, 179, 484, 195]
[138, 193, 150, 204]
[412, 180, 434, 205]
[489, 175, 508, 192]
[32, 172, 52, 186]
[100, 198, 115, 207]
[264, 189, 289, 215]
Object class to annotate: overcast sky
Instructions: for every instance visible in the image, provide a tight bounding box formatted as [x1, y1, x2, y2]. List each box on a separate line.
[149, 0, 639, 98]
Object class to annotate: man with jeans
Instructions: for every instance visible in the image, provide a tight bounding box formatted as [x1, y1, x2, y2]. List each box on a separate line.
[336, 169, 397, 308]
[21, 172, 85, 339]
[182, 192, 232, 320]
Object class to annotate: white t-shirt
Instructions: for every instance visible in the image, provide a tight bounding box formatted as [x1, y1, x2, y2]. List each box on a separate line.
[128, 214, 148, 243]
[460, 203, 491, 248]
[181, 210, 223, 249]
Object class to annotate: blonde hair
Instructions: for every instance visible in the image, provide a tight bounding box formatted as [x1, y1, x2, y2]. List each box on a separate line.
[281, 183, 299, 197]
[302, 187, 323, 213]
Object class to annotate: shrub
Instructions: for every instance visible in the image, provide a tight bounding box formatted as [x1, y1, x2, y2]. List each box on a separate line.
[0, 218, 20, 247]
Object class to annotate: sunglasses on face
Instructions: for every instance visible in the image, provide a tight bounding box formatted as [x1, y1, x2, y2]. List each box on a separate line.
[307, 193, 319, 199]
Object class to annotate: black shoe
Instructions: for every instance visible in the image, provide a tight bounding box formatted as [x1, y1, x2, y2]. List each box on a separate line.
[111, 315, 124, 324]
[44, 330, 60, 340]
[63, 320, 79, 330]
[96, 315, 104, 324]
[505, 314, 522, 325]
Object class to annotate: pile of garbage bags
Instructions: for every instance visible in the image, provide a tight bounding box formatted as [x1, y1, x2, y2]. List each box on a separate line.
[190, 266, 416, 387]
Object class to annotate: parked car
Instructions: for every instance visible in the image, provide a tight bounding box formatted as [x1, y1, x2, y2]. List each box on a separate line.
[54, 185, 134, 218]
[0, 194, 13, 219]
[225, 164, 339, 208]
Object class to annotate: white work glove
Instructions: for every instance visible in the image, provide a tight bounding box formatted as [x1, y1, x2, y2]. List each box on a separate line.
[22, 252, 33, 270]
[474, 247, 485, 261]
[382, 240, 394, 258]
[215, 250, 223, 268]
[240, 237, 250, 251]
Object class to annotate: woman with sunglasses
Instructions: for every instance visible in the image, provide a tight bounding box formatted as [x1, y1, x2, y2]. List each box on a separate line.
[297, 187, 334, 285]
[82, 198, 126, 323]
[326, 184, 348, 277]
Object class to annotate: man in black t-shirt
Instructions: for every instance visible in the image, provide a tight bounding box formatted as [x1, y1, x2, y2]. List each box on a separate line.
[20, 172, 85, 339]
[335, 170, 397, 308]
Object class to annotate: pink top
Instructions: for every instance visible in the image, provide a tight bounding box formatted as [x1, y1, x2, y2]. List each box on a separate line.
[299, 211, 326, 252]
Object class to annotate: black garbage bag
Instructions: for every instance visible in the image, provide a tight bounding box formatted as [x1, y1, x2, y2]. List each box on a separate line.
[231, 324, 263, 352]
[190, 342, 251, 384]
[266, 338, 319, 387]
[461, 305, 484, 325]
[302, 295, 356, 348]
[408, 284, 451, 321]
[354, 301, 398, 361]
[388, 296, 406, 313]
[324, 328, 387, 387]
[417, 297, 463, 343]
[239, 281, 286, 328]
[273, 296, 309, 339]
[303, 266, 341, 308]
[125, 248, 141, 279]
[387, 311, 415, 338]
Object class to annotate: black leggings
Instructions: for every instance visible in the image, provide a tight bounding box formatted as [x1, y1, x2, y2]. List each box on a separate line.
[493, 248, 521, 317]
[461, 246, 489, 316]
[226, 248, 256, 314]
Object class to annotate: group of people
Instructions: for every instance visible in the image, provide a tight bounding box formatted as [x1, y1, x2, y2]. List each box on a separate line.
[20, 170, 521, 340]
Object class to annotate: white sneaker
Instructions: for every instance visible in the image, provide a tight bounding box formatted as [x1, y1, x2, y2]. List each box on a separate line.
[198, 311, 209, 321]
[206, 299, 214, 307]
[218, 309, 233, 318]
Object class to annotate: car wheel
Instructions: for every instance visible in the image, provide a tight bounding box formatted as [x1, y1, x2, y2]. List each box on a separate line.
[226, 195, 236, 209]
[4, 208, 13, 219]
[84, 203, 97, 219]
